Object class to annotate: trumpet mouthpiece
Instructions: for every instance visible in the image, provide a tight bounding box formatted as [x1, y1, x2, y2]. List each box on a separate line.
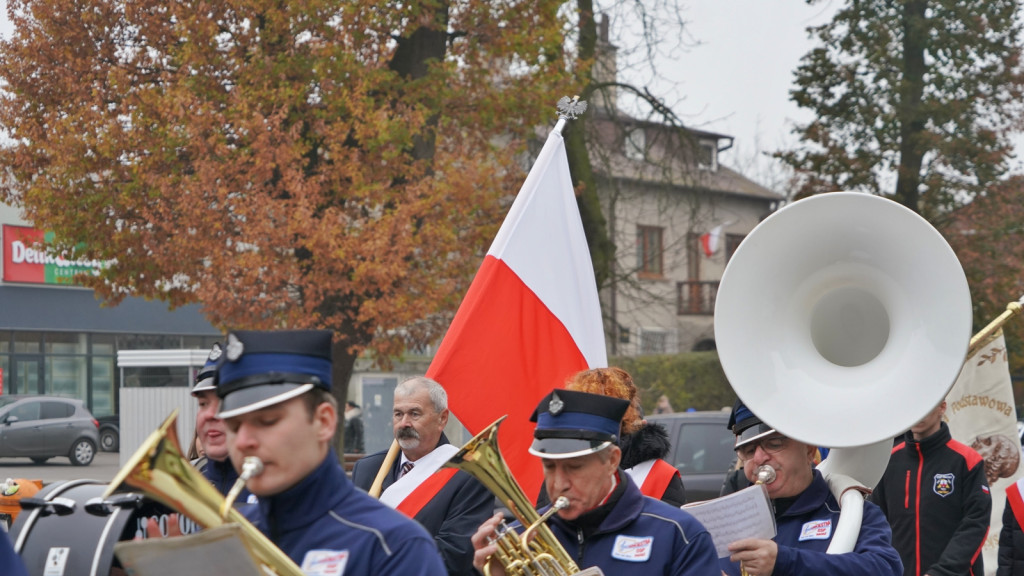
[756, 465, 777, 485]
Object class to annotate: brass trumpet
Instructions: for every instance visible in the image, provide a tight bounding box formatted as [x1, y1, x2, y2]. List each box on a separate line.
[444, 416, 602, 576]
[104, 410, 304, 576]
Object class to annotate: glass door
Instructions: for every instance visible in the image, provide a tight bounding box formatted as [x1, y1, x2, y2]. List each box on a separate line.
[13, 356, 43, 394]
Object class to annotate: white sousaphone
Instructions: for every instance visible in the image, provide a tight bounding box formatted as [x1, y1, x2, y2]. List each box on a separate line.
[714, 191, 972, 553]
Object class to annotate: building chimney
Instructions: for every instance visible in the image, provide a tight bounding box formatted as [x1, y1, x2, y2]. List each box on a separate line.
[593, 14, 618, 113]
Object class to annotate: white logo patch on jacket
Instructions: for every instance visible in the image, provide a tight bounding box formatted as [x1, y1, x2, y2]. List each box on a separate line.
[798, 519, 833, 541]
[301, 550, 349, 576]
[611, 535, 653, 562]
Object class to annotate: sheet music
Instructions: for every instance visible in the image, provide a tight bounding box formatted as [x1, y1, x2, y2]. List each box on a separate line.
[113, 523, 263, 575]
[682, 484, 777, 558]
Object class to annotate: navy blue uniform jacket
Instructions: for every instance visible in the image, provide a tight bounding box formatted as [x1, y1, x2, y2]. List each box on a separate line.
[242, 449, 445, 574]
[352, 434, 494, 576]
[1, 532, 27, 576]
[722, 471, 903, 576]
[543, 473, 720, 575]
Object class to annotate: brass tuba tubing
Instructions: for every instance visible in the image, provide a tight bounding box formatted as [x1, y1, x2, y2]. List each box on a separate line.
[444, 416, 580, 576]
[104, 410, 305, 576]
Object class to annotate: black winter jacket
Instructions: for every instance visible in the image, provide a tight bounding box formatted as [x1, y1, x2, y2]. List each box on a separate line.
[998, 492, 1024, 576]
[869, 422, 991, 576]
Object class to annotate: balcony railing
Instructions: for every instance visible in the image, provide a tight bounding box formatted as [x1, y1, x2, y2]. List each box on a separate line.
[677, 281, 719, 315]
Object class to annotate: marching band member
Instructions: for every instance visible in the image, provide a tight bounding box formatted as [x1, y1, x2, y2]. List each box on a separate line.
[216, 329, 445, 574]
[472, 389, 719, 575]
[536, 367, 685, 507]
[722, 402, 902, 576]
[190, 342, 252, 501]
[352, 376, 493, 575]
[0, 531, 27, 576]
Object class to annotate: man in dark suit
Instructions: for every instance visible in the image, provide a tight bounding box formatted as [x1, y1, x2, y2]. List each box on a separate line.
[352, 376, 493, 576]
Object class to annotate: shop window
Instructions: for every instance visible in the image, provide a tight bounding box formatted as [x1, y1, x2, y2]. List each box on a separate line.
[46, 333, 87, 354]
[91, 333, 116, 355]
[47, 357, 87, 398]
[91, 357, 115, 417]
[13, 331, 41, 354]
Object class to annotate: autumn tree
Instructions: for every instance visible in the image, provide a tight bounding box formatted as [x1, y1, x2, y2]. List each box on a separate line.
[0, 0, 576, 451]
[778, 0, 1024, 220]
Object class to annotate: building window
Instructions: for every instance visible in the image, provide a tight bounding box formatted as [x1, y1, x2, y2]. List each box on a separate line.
[637, 226, 664, 277]
[625, 127, 646, 161]
[698, 141, 717, 171]
[639, 328, 668, 355]
[726, 233, 745, 262]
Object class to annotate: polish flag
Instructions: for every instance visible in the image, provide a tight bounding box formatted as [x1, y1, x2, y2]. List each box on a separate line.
[701, 225, 722, 257]
[426, 128, 607, 497]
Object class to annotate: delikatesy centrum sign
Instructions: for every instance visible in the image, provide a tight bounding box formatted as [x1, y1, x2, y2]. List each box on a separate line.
[2, 224, 106, 285]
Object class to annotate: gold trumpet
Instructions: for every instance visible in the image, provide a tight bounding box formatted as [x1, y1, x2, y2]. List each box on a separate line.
[104, 410, 304, 576]
[444, 416, 602, 576]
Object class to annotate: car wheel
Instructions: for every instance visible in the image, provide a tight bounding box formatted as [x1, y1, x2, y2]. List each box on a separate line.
[69, 439, 95, 466]
[30, 457, 49, 465]
[100, 428, 119, 452]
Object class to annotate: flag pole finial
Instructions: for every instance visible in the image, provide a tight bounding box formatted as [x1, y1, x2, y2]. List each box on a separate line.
[553, 96, 588, 135]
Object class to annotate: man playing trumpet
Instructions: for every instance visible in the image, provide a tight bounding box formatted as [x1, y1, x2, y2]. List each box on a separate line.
[216, 329, 446, 574]
[721, 402, 902, 576]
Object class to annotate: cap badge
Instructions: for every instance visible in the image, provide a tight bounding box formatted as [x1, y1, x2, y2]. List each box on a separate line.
[549, 391, 565, 416]
[225, 334, 244, 361]
[208, 342, 223, 362]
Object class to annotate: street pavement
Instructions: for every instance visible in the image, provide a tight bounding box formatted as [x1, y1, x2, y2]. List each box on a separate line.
[0, 451, 121, 486]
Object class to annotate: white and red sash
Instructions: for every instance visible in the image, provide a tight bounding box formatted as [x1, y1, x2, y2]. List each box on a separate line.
[625, 458, 679, 500]
[1008, 478, 1024, 529]
[379, 444, 460, 519]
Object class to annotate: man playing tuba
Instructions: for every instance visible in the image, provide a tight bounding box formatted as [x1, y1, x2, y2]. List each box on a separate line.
[721, 402, 902, 576]
[471, 389, 719, 575]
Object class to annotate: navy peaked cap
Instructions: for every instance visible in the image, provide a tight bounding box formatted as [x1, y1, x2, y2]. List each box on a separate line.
[528, 389, 629, 459]
[216, 330, 333, 418]
[191, 342, 223, 395]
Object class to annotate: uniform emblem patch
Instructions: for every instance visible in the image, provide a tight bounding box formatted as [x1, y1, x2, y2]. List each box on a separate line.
[934, 473, 955, 497]
[611, 535, 653, 562]
[301, 549, 349, 576]
[798, 519, 832, 541]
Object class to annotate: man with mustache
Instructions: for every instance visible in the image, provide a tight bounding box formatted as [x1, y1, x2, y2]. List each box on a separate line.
[352, 376, 493, 576]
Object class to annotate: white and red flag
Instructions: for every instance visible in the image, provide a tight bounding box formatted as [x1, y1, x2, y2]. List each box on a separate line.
[700, 225, 722, 257]
[945, 331, 1022, 575]
[426, 128, 607, 497]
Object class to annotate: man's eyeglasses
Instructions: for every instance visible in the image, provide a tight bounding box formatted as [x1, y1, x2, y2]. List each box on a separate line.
[735, 435, 788, 460]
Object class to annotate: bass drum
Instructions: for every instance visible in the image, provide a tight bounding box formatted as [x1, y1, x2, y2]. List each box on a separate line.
[9, 479, 200, 576]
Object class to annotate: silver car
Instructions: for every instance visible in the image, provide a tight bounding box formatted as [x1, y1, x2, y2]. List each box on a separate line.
[0, 395, 100, 466]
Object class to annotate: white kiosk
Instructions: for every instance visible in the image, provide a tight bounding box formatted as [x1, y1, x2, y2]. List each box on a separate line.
[116, 349, 208, 466]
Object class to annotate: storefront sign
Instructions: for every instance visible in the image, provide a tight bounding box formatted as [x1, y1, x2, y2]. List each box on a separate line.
[2, 225, 106, 285]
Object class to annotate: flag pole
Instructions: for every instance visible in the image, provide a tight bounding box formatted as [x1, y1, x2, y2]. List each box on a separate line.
[967, 295, 1024, 358]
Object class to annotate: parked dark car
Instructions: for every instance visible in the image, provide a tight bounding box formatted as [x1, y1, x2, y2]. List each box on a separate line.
[0, 395, 100, 466]
[97, 415, 120, 452]
[646, 410, 737, 503]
